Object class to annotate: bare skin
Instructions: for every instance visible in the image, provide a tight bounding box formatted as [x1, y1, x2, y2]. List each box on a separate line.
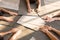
[8, 26, 60, 40]
[36, 0, 41, 13]
[0, 16, 13, 22]
[26, 0, 32, 13]
[9, 30, 22, 40]
[26, 0, 41, 14]
[44, 17, 60, 22]
[1, 8, 18, 16]
[46, 26, 60, 36]
[0, 28, 19, 37]
[0, 26, 59, 40]
[42, 13, 60, 22]
[39, 25, 60, 40]
[0, 27, 21, 40]
[0, 8, 18, 22]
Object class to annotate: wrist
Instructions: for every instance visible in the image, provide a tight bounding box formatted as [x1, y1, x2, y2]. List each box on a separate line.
[51, 28, 56, 31]
[43, 30, 49, 33]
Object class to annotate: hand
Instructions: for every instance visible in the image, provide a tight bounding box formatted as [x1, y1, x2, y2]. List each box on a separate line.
[40, 27, 48, 33]
[39, 25, 53, 32]
[42, 16, 55, 22]
[36, 8, 41, 13]
[27, 9, 37, 15]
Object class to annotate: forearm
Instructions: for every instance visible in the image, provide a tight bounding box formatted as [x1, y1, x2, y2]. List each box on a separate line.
[0, 16, 4, 19]
[45, 31, 59, 40]
[2, 8, 10, 13]
[54, 17, 60, 21]
[26, 0, 31, 9]
[9, 30, 22, 40]
[1, 8, 15, 14]
[52, 28, 60, 35]
[37, 0, 41, 7]
[46, 13, 60, 18]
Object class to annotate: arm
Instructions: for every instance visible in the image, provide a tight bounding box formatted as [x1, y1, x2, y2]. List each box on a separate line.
[49, 17, 60, 22]
[46, 13, 60, 18]
[50, 17, 60, 21]
[45, 30, 59, 40]
[52, 28, 60, 35]
[26, 0, 31, 13]
[1, 8, 18, 16]
[42, 13, 60, 21]
[43, 17, 60, 22]
[9, 30, 22, 40]
[37, 0, 41, 9]
[53, 17, 60, 21]
[39, 27, 59, 40]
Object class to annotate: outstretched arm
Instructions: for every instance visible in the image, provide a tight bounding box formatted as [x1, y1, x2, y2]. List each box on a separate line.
[1, 8, 18, 16]
[42, 12, 60, 22]
[37, 0, 41, 8]
[44, 30, 59, 40]
[53, 17, 60, 21]
[43, 17, 60, 22]
[0, 28, 19, 36]
[9, 30, 22, 40]
[41, 26, 60, 36]
[39, 26, 59, 40]
[26, 0, 32, 13]
[36, 0, 41, 12]
[52, 28, 60, 36]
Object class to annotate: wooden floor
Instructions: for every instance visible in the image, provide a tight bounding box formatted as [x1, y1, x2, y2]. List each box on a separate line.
[0, 0, 60, 40]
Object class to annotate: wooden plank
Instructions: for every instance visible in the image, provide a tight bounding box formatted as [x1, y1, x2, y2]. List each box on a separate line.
[15, 25, 34, 40]
[38, 1, 60, 16]
[41, 10, 60, 18]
